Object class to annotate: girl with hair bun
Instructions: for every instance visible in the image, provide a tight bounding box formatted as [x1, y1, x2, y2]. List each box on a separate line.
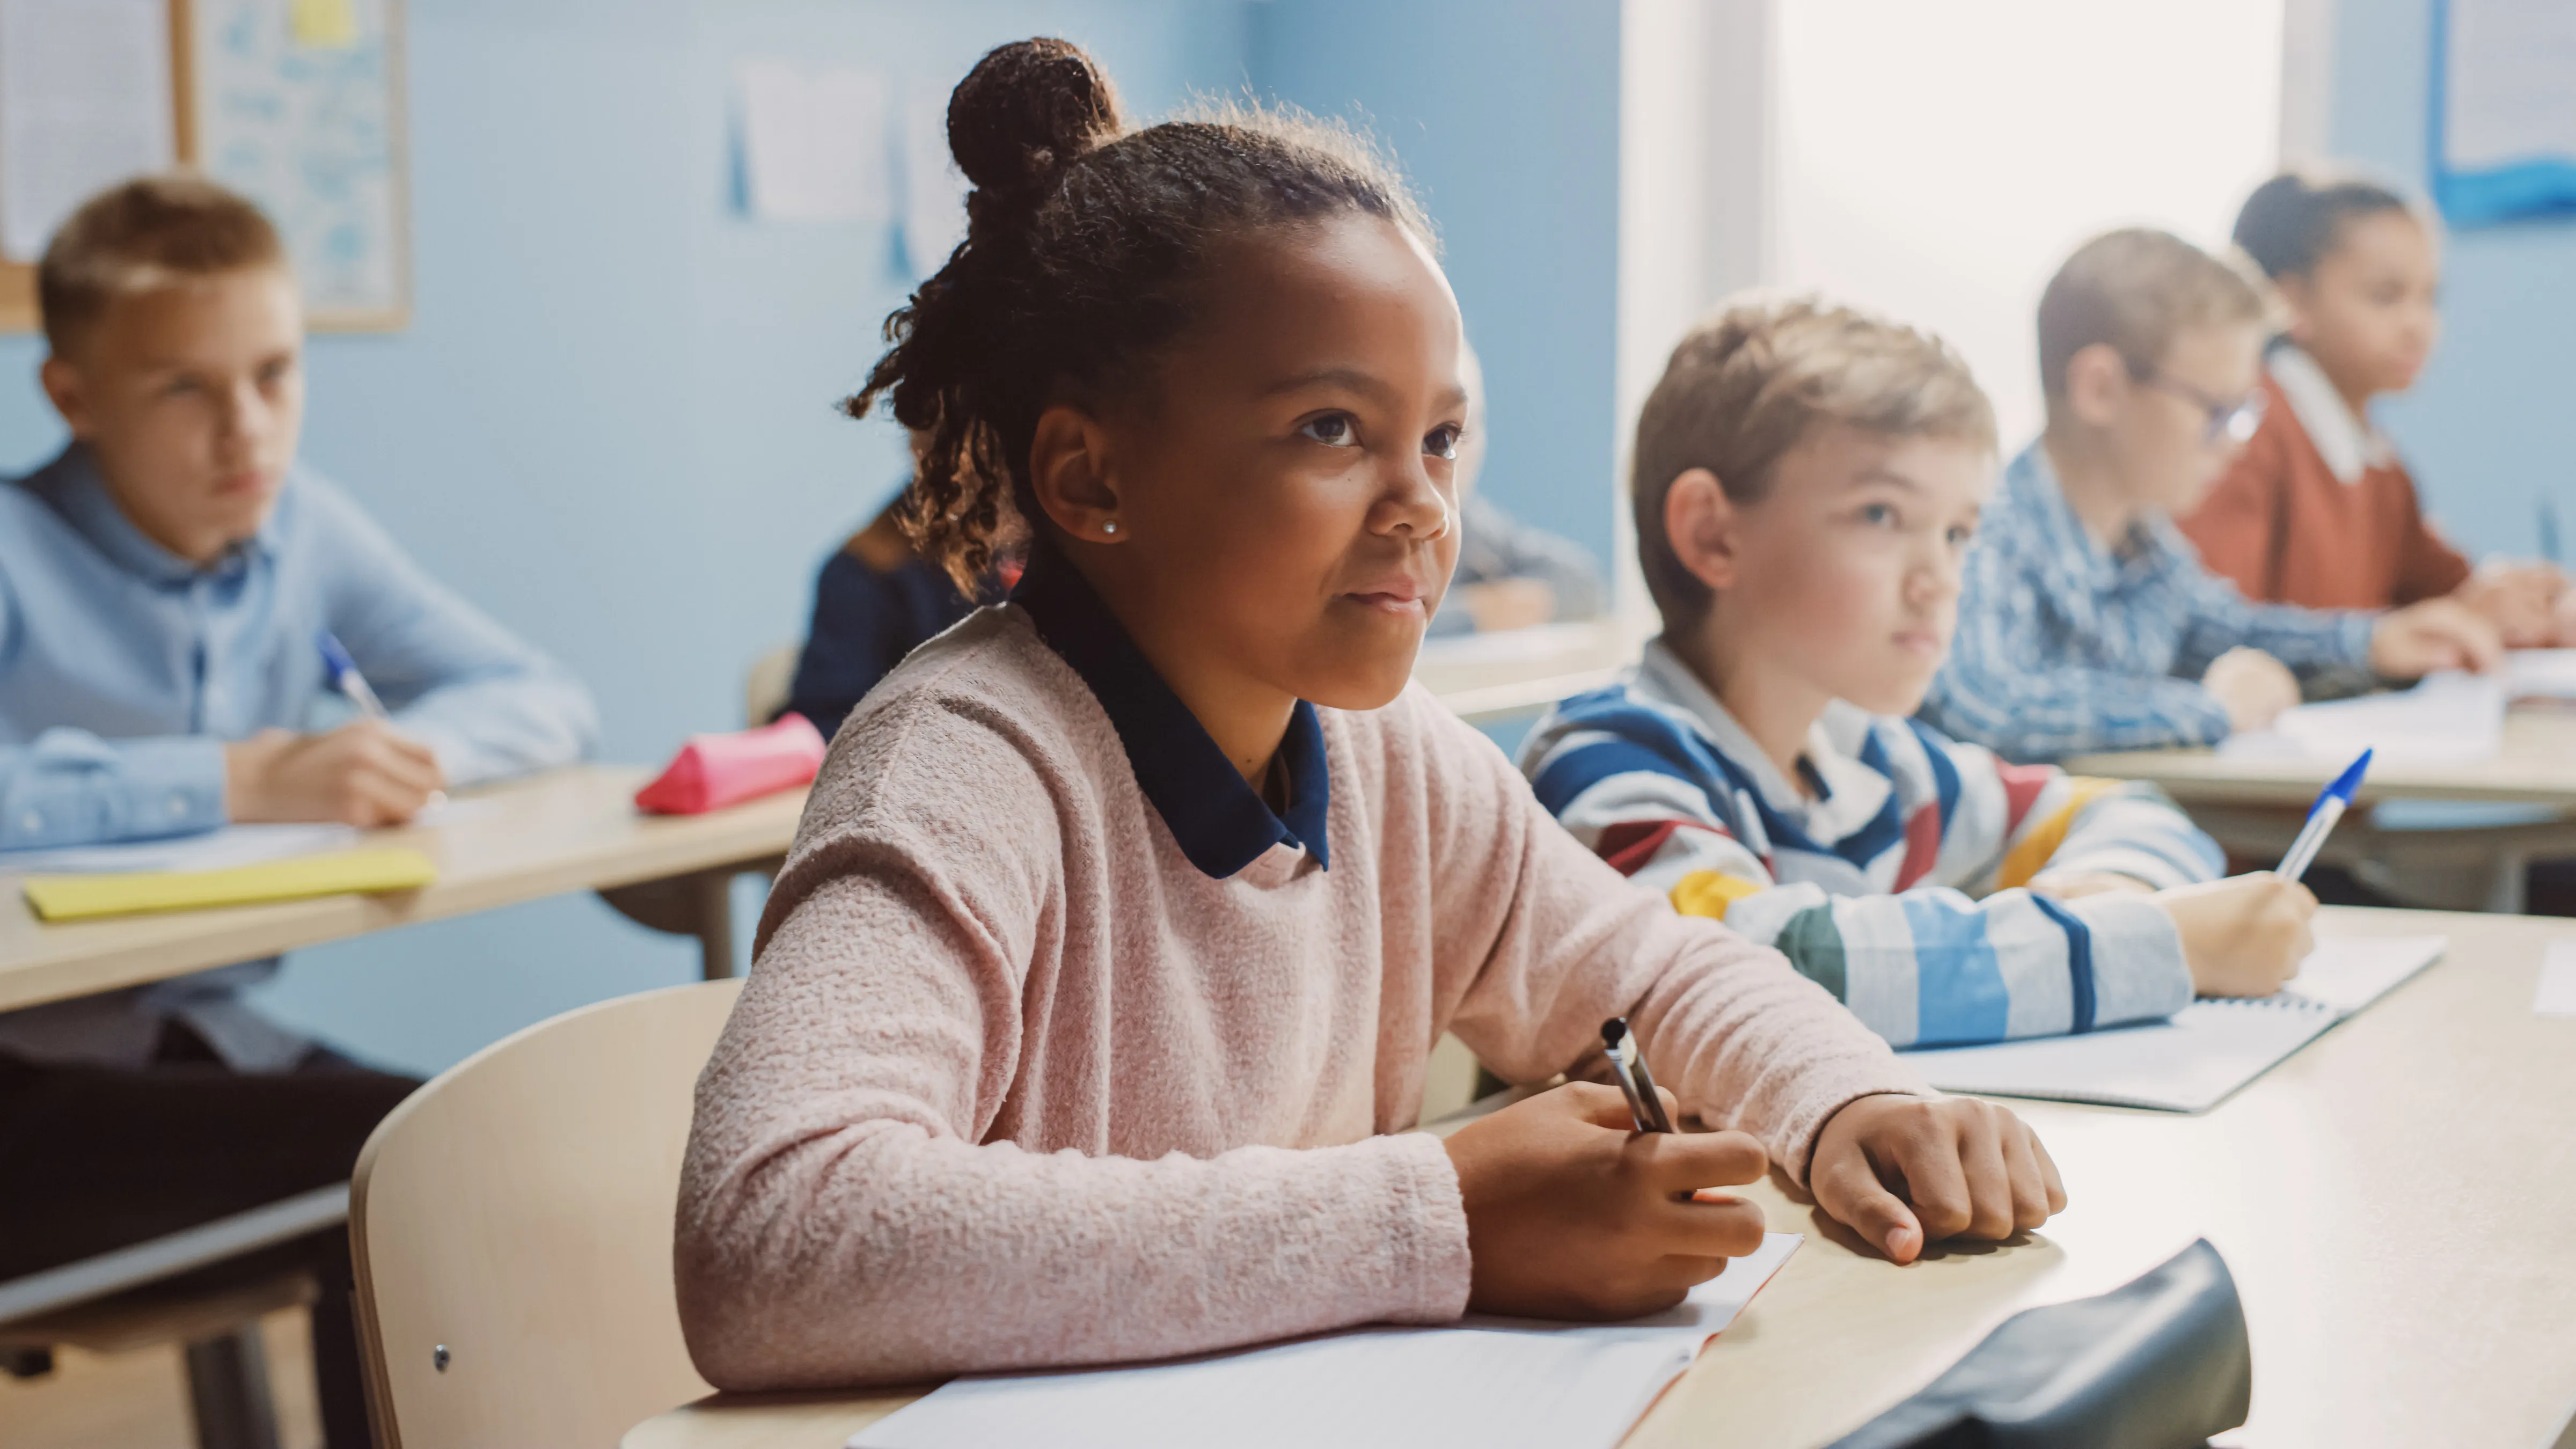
[2179, 170, 2573, 643]
[675, 37, 2060, 1390]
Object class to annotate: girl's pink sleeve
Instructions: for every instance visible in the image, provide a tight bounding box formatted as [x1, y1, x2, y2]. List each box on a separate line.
[672, 700, 1470, 1392]
[1410, 690, 1925, 1183]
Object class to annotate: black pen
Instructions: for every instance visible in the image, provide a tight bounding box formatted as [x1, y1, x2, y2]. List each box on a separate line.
[1600, 1018, 1673, 1133]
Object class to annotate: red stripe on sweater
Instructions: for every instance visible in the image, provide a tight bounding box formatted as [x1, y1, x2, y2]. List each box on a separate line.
[1893, 803, 1943, 890]
[1996, 762, 2055, 835]
[1596, 818, 1729, 877]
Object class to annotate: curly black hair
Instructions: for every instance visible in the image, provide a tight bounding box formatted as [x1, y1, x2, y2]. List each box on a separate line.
[845, 37, 1433, 591]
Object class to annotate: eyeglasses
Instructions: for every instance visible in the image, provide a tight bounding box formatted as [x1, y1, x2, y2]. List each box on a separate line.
[2129, 364, 2266, 447]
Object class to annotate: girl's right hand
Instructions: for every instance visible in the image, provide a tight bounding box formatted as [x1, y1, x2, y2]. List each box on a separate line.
[2155, 872, 2317, 998]
[1440, 1081, 1768, 1321]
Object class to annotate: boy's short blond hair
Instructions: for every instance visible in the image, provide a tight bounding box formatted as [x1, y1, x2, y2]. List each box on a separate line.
[1631, 294, 1995, 628]
[38, 174, 287, 356]
[2036, 228, 2268, 405]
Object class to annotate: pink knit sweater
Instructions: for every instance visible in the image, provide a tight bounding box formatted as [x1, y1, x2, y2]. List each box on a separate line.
[674, 604, 1925, 1391]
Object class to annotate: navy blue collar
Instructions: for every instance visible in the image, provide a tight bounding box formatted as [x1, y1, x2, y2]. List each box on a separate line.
[1011, 541, 1331, 879]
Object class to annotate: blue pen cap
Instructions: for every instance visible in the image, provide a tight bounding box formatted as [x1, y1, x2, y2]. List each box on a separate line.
[2315, 748, 2374, 812]
[316, 628, 357, 682]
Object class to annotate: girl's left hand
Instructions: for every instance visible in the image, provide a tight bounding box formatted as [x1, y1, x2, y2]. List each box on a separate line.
[1807, 1093, 2064, 1265]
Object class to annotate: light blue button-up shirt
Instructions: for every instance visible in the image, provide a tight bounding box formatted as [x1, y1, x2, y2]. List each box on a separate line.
[0, 444, 599, 1068]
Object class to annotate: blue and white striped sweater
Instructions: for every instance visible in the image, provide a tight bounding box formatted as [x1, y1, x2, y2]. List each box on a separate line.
[1520, 643, 2222, 1048]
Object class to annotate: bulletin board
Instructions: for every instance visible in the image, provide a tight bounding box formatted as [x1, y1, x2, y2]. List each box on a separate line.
[2431, 0, 2576, 227]
[0, 0, 409, 333]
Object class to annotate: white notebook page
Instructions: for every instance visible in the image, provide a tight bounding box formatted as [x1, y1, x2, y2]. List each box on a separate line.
[1900, 936, 2445, 1113]
[850, 1233, 1802, 1449]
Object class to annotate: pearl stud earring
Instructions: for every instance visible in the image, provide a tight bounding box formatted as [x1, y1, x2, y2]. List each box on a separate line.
[1102, 520, 1119, 536]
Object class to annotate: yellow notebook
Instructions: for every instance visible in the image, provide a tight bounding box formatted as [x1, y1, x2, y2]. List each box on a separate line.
[22, 847, 438, 923]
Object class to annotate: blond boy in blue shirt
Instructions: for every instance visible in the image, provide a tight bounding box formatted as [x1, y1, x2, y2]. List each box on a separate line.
[0, 176, 594, 1447]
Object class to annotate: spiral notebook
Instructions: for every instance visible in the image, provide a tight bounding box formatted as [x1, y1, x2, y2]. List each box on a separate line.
[1899, 935, 2446, 1113]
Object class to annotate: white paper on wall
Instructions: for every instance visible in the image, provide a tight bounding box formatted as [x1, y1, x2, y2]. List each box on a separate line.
[0, 0, 175, 261]
[2443, 0, 2576, 171]
[901, 82, 969, 275]
[737, 60, 890, 224]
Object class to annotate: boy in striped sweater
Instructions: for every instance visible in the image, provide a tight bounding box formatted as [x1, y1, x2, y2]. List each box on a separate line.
[1520, 297, 2316, 1049]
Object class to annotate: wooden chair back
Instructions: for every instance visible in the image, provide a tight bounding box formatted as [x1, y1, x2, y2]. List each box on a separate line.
[350, 978, 742, 1448]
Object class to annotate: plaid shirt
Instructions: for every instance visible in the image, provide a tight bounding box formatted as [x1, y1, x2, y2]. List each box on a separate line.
[1919, 442, 2377, 763]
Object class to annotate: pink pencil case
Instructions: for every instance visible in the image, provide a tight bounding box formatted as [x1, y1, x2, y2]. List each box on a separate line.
[634, 714, 827, 815]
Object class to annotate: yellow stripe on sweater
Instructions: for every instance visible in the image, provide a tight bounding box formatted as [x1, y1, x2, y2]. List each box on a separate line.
[1996, 777, 2123, 890]
[1670, 869, 1766, 920]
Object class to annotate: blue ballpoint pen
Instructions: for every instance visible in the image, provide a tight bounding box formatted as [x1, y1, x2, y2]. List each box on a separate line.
[318, 629, 446, 809]
[316, 630, 387, 719]
[2276, 749, 2372, 885]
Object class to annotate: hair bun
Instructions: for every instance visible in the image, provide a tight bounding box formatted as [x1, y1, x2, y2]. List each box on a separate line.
[948, 39, 1124, 229]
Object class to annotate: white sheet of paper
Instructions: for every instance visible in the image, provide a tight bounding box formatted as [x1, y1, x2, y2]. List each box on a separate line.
[901, 83, 968, 275]
[1902, 936, 2445, 1113]
[2273, 934, 2452, 1014]
[2219, 673, 2504, 765]
[0, 0, 175, 260]
[2537, 940, 2576, 1018]
[0, 797, 478, 876]
[0, 823, 360, 876]
[2506, 649, 2576, 701]
[850, 1234, 1801, 1449]
[2443, 0, 2576, 172]
[737, 60, 889, 223]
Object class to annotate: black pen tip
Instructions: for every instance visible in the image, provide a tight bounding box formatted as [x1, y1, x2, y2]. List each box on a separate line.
[1600, 1018, 1626, 1047]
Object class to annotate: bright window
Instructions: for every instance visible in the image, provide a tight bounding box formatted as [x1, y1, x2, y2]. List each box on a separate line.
[1772, 0, 2286, 449]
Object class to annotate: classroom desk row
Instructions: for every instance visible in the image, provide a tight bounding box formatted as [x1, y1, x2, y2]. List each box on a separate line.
[0, 765, 806, 1016]
[8, 665, 2574, 1447]
[627, 905, 2576, 1449]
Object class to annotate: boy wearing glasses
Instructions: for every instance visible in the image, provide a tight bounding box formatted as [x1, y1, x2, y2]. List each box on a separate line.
[1920, 228, 2498, 763]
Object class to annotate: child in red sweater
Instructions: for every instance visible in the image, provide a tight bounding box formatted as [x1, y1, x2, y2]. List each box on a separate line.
[2179, 172, 2572, 645]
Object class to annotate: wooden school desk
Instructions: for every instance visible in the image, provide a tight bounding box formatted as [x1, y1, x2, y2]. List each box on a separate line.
[2061, 705, 2576, 810]
[622, 906, 2576, 1449]
[0, 765, 807, 1015]
[2065, 707, 2576, 912]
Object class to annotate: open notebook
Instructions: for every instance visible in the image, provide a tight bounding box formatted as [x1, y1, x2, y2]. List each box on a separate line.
[849, 1233, 1801, 1449]
[1899, 935, 2444, 1113]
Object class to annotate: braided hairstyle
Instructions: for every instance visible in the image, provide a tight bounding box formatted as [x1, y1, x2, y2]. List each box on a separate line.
[846, 38, 1433, 591]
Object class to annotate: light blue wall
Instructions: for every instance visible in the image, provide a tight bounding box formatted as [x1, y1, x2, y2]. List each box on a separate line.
[0, 1, 1254, 1075]
[2328, 0, 2576, 559]
[1249, 0, 1624, 566]
[2, 0, 1616, 1075]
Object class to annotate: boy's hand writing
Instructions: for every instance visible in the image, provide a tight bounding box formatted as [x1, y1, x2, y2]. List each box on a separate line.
[2369, 597, 2502, 678]
[226, 719, 444, 828]
[1443, 1081, 1768, 1320]
[1809, 1093, 2062, 1265]
[2155, 871, 2314, 997]
[2201, 646, 2300, 734]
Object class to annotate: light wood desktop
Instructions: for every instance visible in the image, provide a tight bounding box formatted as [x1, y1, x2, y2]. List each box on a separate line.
[0, 765, 806, 1016]
[623, 906, 2576, 1449]
[2062, 704, 2576, 809]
